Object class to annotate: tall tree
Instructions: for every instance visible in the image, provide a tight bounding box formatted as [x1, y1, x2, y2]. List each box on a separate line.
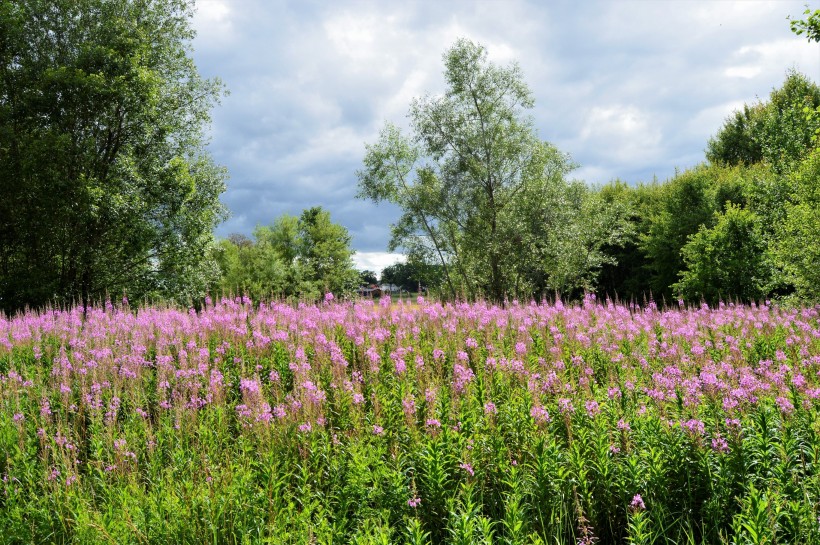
[358, 39, 595, 302]
[777, 148, 820, 301]
[674, 204, 768, 304]
[296, 206, 359, 297]
[706, 72, 820, 174]
[0, 0, 226, 314]
[214, 207, 358, 301]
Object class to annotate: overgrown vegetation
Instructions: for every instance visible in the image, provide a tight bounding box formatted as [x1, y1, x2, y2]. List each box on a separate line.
[0, 0, 227, 314]
[356, 40, 820, 306]
[2, 297, 819, 543]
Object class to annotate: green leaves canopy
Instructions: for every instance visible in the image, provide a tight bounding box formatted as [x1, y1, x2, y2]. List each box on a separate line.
[214, 207, 359, 302]
[358, 39, 623, 302]
[0, 0, 227, 314]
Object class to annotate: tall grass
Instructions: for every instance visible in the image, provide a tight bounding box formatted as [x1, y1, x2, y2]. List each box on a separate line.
[1, 295, 819, 543]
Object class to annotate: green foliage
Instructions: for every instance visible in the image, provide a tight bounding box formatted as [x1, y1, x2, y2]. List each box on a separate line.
[707, 72, 820, 174]
[776, 148, 820, 301]
[640, 166, 719, 301]
[790, 7, 820, 43]
[595, 181, 661, 302]
[358, 39, 624, 302]
[213, 207, 358, 301]
[381, 261, 443, 293]
[674, 204, 769, 304]
[0, 0, 227, 314]
[359, 270, 379, 286]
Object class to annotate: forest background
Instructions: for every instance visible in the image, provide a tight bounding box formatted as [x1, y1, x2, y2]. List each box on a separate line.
[2, 0, 820, 314]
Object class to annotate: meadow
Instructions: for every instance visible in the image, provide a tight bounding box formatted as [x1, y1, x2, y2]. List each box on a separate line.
[1, 295, 819, 544]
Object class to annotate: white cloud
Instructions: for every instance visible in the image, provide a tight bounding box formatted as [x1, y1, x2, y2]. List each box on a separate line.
[194, 0, 820, 252]
[571, 165, 616, 186]
[193, 0, 233, 45]
[352, 252, 406, 273]
[725, 65, 762, 79]
[579, 105, 663, 164]
[730, 39, 820, 81]
[688, 100, 749, 139]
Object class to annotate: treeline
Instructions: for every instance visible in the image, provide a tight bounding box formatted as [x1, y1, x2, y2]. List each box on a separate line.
[356, 38, 820, 306]
[211, 207, 359, 301]
[612, 72, 820, 304]
[3, 1, 820, 313]
[595, 70, 820, 304]
[0, 0, 227, 315]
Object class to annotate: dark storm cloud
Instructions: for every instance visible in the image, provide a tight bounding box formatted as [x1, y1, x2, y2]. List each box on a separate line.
[190, 0, 820, 270]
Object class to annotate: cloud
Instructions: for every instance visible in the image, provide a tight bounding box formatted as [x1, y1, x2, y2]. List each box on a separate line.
[191, 0, 820, 250]
[192, 0, 233, 46]
[579, 105, 663, 165]
[728, 39, 820, 82]
[352, 252, 406, 273]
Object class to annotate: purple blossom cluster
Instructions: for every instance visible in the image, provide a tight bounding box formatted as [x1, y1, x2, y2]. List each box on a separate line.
[1, 296, 819, 495]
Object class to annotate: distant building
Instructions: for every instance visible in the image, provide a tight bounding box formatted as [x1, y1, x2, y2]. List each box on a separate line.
[357, 284, 382, 297]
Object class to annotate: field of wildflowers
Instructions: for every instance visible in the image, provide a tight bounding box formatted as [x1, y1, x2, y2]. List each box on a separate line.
[1, 295, 820, 544]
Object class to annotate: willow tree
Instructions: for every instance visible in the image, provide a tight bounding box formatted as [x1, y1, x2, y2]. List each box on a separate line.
[0, 0, 226, 314]
[358, 39, 585, 302]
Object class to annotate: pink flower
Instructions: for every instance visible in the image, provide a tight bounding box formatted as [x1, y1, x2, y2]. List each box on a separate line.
[402, 396, 416, 417]
[584, 400, 600, 418]
[630, 494, 645, 510]
[776, 396, 794, 415]
[459, 463, 474, 476]
[407, 497, 421, 508]
[711, 435, 729, 453]
[530, 405, 551, 425]
[558, 398, 575, 415]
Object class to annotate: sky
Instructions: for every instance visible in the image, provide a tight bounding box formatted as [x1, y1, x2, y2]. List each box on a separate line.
[190, 0, 820, 273]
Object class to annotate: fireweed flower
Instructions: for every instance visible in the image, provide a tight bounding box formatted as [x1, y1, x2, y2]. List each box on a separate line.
[776, 396, 794, 415]
[558, 398, 575, 415]
[630, 494, 646, 510]
[459, 463, 474, 476]
[402, 396, 416, 417]
[711, 435, 730, 453]
[407, 497, 421, 508]
[530, 405, 551, 425]
[584, 400, 600, 418]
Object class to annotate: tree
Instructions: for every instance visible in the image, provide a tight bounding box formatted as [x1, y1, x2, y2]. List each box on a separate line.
[358, 270, 378, 286]
[790, 7, 820, 43]
[0, 0, 226, 314]
[706, 72, 820, 174]
[214, 207, 358, 302]
[212, 234, 287, 301]
[381, 260, 445, 294]
[296, 207, 359, 297]
[776, 148, 820, 301]
[640, 166, 718, 301]
[674, 204, 768, 304]
[358, 39, 591, 302]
